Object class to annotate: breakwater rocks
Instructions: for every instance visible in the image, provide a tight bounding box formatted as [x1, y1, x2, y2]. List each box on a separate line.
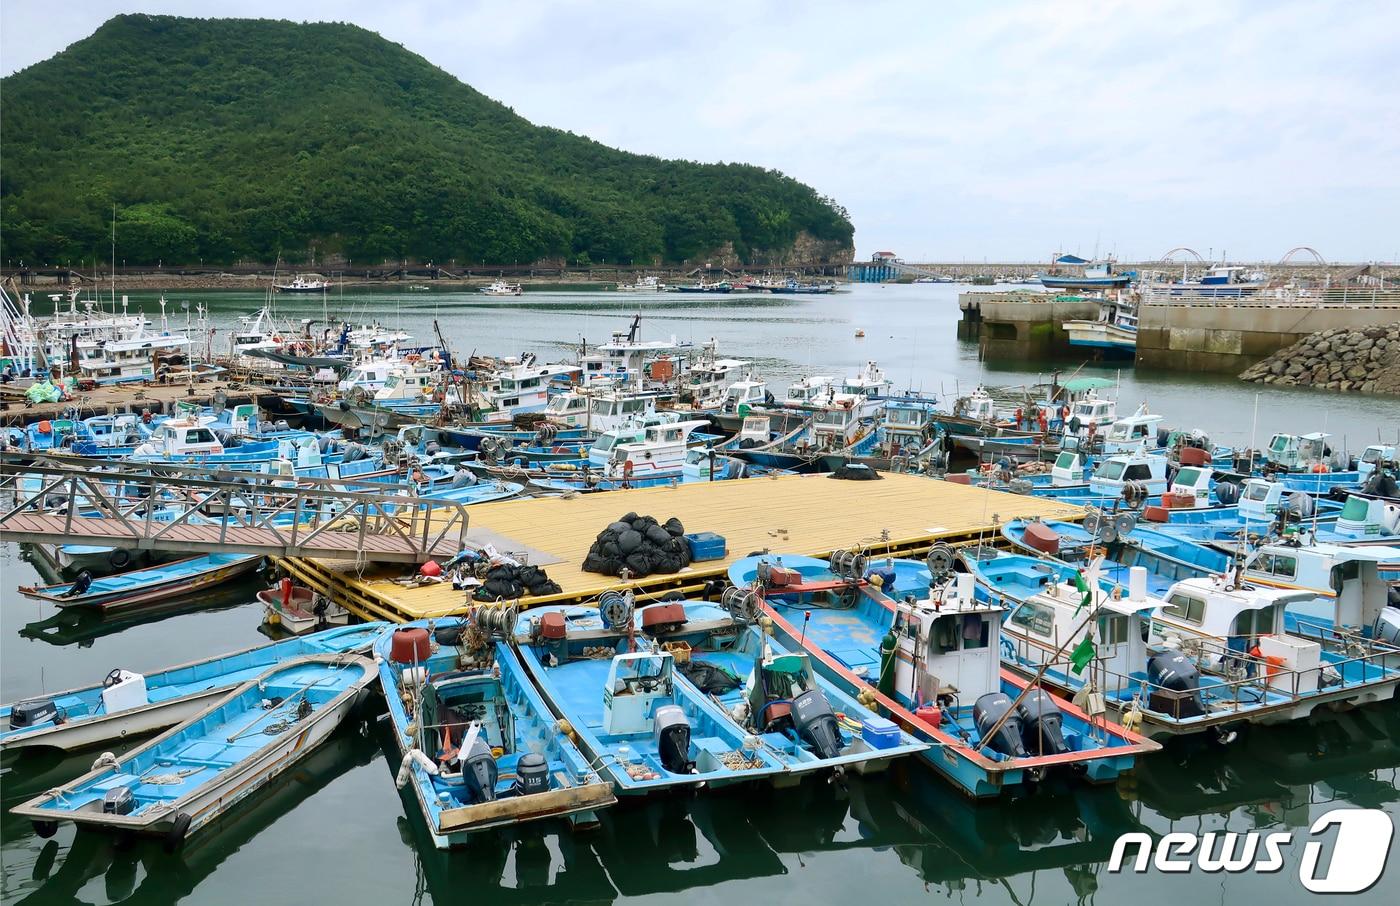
[1239, 322, 1400, 395]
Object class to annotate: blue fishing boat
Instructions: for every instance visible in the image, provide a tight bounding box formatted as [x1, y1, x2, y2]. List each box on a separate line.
[13, 653, 378, 850]
[727, 554, 1159, 797]
[1002, 517, 1227, 595]
[525, 596, 927, 780]
[1035, 261, 1133, 290]
[970, 551, 1400, 740]
[511, 604, 789, 794]
[19, 552, 265, 611]
[376, 616, 615, 848]
[1, 623, 386, 753]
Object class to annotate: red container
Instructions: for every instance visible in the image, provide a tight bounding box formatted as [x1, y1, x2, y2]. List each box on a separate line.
[1023, 522, 1061, 555]
[390, 627, 432, 664]
[539, 611, 567, 640]
[641, 603, 687, 634]
[1178, 447, 1210, 467]
[1141, 505, 1170, 523]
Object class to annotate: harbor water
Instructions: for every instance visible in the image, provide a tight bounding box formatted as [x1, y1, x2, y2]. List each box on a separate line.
[2, 282, 1398, 904]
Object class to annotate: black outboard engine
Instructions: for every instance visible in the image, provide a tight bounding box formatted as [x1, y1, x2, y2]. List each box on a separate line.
[973, 692, 1028, 757]
[653, 704, 695, 774]
[461, 737, 499, 803]
[1214, 481, 1240, 506]
[103, 786, 135, 815]
[514, 752, 549, 796]
[9, 699, 58, 728]
[790, 688, 842, 759]
[1016, 689, 1069, 756]
[1147, 650, 1206, 718]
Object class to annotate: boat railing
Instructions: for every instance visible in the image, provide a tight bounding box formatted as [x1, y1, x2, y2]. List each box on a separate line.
[0, 452, 472, 563]
[1140, 286, 1400, 308]
[1003, 624, 1395, 723]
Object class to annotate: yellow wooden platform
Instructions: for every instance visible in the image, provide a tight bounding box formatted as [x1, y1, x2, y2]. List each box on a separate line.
[279, 473, 1084, 623]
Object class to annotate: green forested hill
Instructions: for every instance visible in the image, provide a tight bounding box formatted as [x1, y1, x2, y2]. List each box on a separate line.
[0, 14, 853, 267]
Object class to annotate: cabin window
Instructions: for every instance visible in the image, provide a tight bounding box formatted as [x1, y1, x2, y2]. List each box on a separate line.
[1124, 464, 1152, 481]
[1174, 467, 1202, 487]
[185, 428, 216, 445]
[1269, 554, 1297, 579]
[1232, 608, 1275, 636]
[1268, 435, 1289, 453]
[1097, 461, 1126, 481]
[1009, 602, 1053, 636]
[1097, 615, 1128, 646]
[1054, 452, 1077, 470]
[1340, 497, 1370, 521]
[623, 399, 646, 413]
[1362, 448, 1383, 464]
[962, 615, 990, 649]
[1164, 593, 1205, 624]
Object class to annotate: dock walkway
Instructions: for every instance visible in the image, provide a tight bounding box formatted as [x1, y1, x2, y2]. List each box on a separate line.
[279, 472, 1084, 623]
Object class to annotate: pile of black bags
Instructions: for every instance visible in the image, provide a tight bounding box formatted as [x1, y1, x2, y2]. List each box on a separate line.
[582, 512, 691, 578]
[472, 562, 562, 600]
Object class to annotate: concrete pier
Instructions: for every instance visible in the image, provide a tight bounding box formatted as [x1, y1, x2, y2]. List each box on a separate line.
[959, 292, 1101, 359]
[1136, 296, 1400, 372]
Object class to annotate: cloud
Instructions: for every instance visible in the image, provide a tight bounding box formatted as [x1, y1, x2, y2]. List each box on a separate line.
[3, 0, 1396, 260]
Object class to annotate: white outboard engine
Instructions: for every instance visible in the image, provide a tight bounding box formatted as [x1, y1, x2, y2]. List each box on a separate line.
[1147, 650, 1207, 718]
[461, 737, 499, 803]
[653, 704, 694, 774]
[973, 692, 1028, 757]
[1016, 689, 1069, 756]
[790, 688, 842, 759]
[514, 752, 549, 796]
[1375, 608, 1400, 648]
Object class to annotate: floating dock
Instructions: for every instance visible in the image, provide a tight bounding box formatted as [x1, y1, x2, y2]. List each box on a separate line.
[277, 473, 1085, 623]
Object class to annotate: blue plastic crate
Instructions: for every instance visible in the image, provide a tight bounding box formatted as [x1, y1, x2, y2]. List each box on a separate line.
[861, 716, 902, 750]
[684, 531, 727, 561]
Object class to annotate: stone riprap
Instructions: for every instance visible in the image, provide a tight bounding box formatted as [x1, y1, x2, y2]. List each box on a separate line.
[1239, 322, 1400, 395]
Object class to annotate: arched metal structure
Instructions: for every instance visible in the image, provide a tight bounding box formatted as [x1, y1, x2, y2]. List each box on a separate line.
[1157, 247, 1205, 263]
[1279, 247, 1327, 265]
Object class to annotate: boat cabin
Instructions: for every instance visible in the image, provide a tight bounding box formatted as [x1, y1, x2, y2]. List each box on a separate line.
[338, 359, 402, 395]
[840, 362, 892, 412]
[1264, 432, 1333, 472]
[603, 651, 677, 736]
[134, 419, 224, 458]
[1064, 392, 1117, 438]
[545, 389, 660, 431]
[955, 387, 997, 424]
[1087, 448, 1169, 496]
[1098, 404, 1163, 453]
[1164, 463, 1214, 507]
[1049, 450, 1090, 486]
[892, 574, 1002, 707]
[1333, 496, 1400, 540]
[1157, 577, 1310, 646]
[880, 397, 938, 453]
[810, 396, 867, 450]
[593, 419, 709, 474]
[722, 378, 768, 414]
[1358, 444, 1396, 482]
[484, 362, 581, 415]
[784, 375, 835, 407]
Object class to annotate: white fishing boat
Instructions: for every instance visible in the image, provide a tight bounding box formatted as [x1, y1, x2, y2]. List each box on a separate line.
[257, 579, 352, 634]
[576, 315, 684, 389]
[615, 275, 668, 293]
[273, 274, 330, 293]
[480, 280, 523, 296]
[1062, 294, 1139, 358]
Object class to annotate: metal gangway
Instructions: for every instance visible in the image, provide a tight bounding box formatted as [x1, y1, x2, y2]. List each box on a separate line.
[0, 453, 473, 564]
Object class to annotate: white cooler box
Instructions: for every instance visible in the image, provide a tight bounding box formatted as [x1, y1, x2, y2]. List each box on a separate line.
[1259, 635, 1322, 695]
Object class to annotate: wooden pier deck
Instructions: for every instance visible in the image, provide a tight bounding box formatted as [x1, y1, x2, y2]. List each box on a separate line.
[278, 473, 1084, 623]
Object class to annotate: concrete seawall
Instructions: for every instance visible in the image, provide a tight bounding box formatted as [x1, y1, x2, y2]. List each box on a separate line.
[960, 292, 1102, 359]
[1136, 301, 1400, 372]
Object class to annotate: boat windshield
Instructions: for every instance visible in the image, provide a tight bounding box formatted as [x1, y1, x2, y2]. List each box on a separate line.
[1096, 460, 1126, 480]
[1174, 467, 1203, 487]
[1244, 482, 1271, 501]
[1054, 452, 1078, 469]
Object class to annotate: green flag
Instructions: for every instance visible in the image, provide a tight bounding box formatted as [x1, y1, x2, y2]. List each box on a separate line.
[1070, 570, 1092, 615]
[1069, 635, 1096, 675]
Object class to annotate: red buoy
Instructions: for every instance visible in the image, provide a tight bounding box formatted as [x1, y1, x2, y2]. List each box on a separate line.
[420, 560, 442, 577]
[390, 627, 432, 664]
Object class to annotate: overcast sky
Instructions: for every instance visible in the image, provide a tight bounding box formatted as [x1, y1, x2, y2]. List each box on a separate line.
[3, 0, 1397, 262]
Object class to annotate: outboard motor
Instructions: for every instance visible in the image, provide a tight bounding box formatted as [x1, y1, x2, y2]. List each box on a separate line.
[790, 688, 843, 759]
[514, 752, 549, 796]
[103, 786, 135, 815]
[274, 419, 290, 432]
[461, 737, 499, 803]
[653, 704, 695, 774]
[1285, 491, 1315, 519]
[973, 692, 1028, 757]
[425, 440, 442, 457]
[342, 442, 366, 463]
[1147, 650, 1206, 718]
[9, 699, 58, 729]
[1214, 481, 1240, 506]
[1016, 689, 1069, 756]
[1375, 609, 1400, 648]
